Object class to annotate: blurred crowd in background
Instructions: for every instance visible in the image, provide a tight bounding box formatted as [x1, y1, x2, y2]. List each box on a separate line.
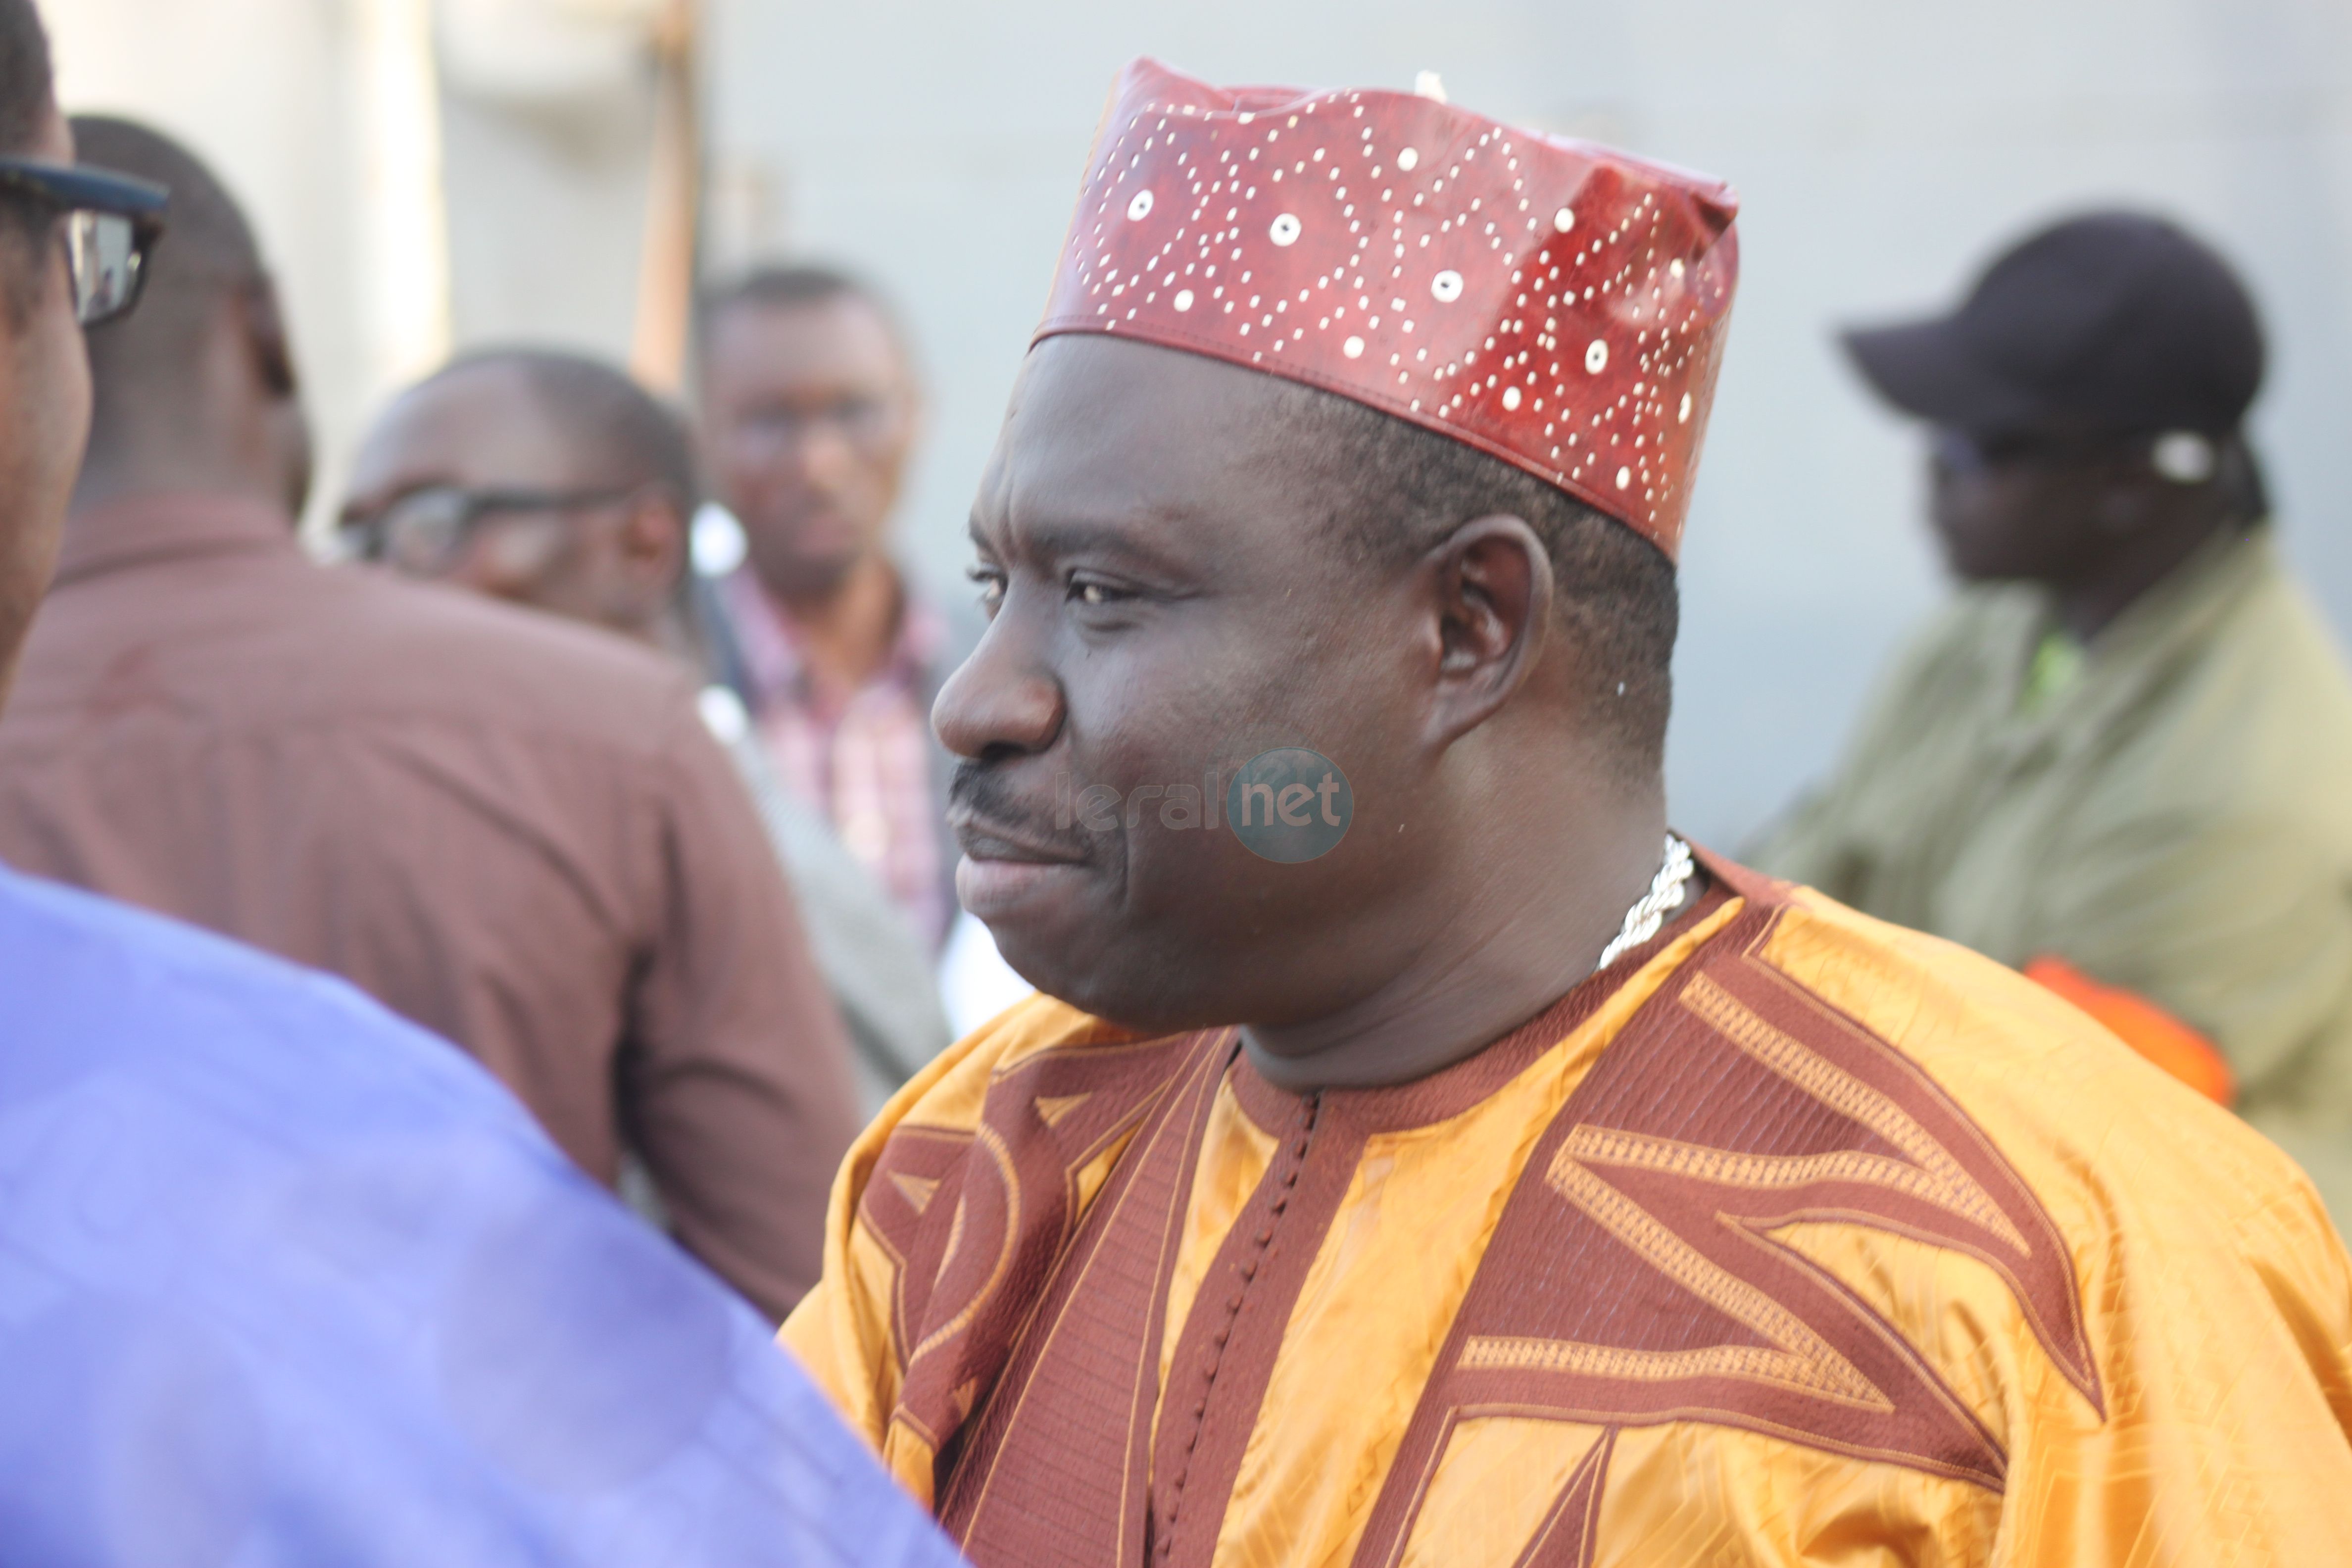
[39, 0, 2352, 848]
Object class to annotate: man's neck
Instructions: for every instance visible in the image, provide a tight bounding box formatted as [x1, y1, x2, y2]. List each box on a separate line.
[2051, 513, 2233, 644]
[768, 551, 905, 699]
[1240, 781, 1674, 1094]
[70, 455, 284, 523]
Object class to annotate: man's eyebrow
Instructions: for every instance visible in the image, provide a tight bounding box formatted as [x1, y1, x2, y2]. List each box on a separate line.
[992, 504, 1214, 575]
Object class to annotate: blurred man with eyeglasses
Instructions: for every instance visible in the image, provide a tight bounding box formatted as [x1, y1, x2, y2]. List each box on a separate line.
[343, 346, 953, 1106]
[0, 116, 861, 1321]
[695, 267, 982, 963]
[1753, 211, 2352, 1226]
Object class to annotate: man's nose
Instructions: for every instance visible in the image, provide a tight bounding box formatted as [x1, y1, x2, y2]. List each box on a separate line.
[783, 421, 861, 492]
[932, 605, 1063, 761]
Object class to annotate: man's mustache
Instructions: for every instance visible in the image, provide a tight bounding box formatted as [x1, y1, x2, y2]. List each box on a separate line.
[949, 759, 1094, 859]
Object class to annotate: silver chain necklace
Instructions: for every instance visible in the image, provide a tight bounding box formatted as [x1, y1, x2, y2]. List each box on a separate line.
[1596, 834, 1695, 971]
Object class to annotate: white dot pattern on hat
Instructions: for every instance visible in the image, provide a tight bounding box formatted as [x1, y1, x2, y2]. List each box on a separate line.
[1036, 60, 1741, 558]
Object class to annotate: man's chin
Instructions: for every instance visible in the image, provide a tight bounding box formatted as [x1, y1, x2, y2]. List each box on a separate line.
[754, 540, 865, 604]
[973, 906, 1236, 1037]
[1930, 524, 2036, 585]
[959, 856, 1144, 1018]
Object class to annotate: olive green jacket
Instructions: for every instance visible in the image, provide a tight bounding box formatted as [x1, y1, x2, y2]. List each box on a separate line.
[1751, 529, 2352, 1226]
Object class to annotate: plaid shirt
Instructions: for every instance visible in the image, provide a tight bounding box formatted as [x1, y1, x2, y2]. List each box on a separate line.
[721, 567, 951, 951]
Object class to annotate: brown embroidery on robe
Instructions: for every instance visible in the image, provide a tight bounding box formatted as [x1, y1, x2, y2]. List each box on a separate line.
[856, 1026, 1216, 1470]
[1355, 889, 2100, 1568]
[1513, 1427, 1616, 1568]
[938, 1031, 1235, 1567]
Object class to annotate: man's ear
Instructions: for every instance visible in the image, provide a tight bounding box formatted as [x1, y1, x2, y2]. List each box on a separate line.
[617, 487, 689, 588]
[900, 377, 927, 449]
[1417, 513, 1554, 746]
[217, 276, 310, 518]
[235, 277, 299, 400]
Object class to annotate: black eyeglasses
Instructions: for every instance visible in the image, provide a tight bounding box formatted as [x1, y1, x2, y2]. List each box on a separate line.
[0, 158, 169, 326]
[337, 485, 633, 574]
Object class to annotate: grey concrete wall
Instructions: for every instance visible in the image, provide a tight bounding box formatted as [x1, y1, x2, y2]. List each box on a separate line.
[438, 86, 654, 364]
[47, 0, 404, 530]
[704, 0, 2352, 846]
[48, 0, 670, 536]
[433, 0, 667, 369]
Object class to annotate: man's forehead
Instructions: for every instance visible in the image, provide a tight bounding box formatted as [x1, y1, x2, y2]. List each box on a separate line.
[979, 337, 1316, 558]
[704, 293, 903, 376]
[1009, 336, 1294, 464]
[361, 366, 573, 484]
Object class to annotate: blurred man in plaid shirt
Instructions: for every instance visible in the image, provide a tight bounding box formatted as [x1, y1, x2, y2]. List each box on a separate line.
[695, 265, 980, 956]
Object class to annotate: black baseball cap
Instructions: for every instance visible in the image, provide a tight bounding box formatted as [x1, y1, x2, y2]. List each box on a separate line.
[1842, 211, 2264, 435]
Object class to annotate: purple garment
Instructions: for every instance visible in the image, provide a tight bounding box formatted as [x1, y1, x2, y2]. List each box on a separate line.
[0, 865, 962, 1568]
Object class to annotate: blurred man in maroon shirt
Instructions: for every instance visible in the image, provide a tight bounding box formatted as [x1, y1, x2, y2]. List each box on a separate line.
[0, 117, 859, 1320]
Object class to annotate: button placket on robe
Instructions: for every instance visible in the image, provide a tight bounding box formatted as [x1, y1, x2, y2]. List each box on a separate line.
[1153, 1093, 1323, 1558]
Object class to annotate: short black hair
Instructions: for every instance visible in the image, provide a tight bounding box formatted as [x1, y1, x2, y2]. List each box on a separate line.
[1275, 381, 1678, 778]
[694, 261, 905, 360]
[0, 0, 51, 156]
[437, 346, 700, 512]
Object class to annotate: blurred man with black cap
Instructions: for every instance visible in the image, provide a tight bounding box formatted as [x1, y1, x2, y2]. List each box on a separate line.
[1755, 211, 2352, 1226]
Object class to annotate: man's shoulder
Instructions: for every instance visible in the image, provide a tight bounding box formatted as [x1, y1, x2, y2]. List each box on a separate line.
[0, 865, 490, 1107]
[0, 868, 962, 1563]
[1738, 873, 2326, 1228]
[321, 569, 700, 728]
[5, 861, 339, 1006]
[838, 993, 1218, 1250]
[27, 547, 701, 750]
[200, 565, 709, 766]
[2160, 547, 2352, 765]
[866, 993, 1155, 1138]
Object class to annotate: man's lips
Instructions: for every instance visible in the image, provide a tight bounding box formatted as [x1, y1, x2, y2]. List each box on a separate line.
[951, 813, 1088, 867]
[778, 500, 857, 549]
[952, 813, 1092, 920]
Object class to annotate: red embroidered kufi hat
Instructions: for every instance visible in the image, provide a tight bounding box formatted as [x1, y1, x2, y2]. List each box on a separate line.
[1035, 59, 1741, 560]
